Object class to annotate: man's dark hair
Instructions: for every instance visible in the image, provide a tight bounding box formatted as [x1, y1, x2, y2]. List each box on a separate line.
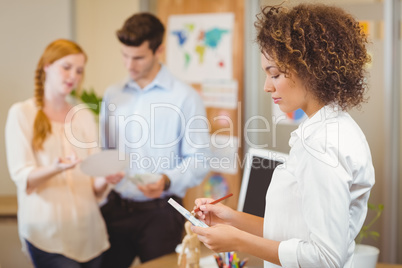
[117, 12, 165, 53]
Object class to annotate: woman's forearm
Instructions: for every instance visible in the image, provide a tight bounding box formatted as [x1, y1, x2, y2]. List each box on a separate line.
[26, 165, 63, 193]
[236, 230, 281, 266]
[231, 210, 264, 237]
[26, 157, 80, 193]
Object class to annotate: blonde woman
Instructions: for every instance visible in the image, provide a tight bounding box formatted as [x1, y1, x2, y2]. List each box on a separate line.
[5, 39, 123, 268]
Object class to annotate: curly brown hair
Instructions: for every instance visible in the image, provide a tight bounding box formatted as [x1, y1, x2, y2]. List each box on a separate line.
[255, 3, 371, 110]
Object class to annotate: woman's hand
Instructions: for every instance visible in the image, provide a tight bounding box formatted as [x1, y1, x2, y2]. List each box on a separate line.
[193, 223, 281, 266]
[53, 153, 81, 171]
[104, 171, 125, 184]
[193, 198, 236, 226]
[93, 171, 125, 197]
[191, 224, 241, 253]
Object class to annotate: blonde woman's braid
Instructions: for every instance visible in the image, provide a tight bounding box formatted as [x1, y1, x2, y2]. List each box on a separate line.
[32, 65, 51, 151]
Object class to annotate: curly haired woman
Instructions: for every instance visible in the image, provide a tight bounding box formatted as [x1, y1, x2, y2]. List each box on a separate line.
[191, 4, 374, 268]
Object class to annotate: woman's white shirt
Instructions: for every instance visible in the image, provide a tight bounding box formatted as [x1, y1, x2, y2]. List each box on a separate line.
[263, 105, 375, 268]
[5, 98, 109, 262]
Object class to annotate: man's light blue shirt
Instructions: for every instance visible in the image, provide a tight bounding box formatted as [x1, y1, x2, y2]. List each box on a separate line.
[100, 64, 211, 201]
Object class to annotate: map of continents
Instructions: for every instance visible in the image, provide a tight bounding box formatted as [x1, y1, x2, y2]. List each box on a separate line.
[171, 26, 229, 68]
[167, 13, 234, 83]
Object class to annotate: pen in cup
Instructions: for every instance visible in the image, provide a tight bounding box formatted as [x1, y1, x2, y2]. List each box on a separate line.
[192, 193, 233, 214]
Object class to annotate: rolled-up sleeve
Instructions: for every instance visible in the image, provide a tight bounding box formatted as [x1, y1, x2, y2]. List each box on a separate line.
[278, 238, 301, 268]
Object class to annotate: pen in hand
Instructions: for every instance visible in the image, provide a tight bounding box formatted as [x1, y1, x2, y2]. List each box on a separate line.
[192, 193, 233, 214]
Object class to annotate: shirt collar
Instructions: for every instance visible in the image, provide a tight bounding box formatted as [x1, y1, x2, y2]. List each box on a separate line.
[289, 104, 340, 147]
[124, 64, 174, 92]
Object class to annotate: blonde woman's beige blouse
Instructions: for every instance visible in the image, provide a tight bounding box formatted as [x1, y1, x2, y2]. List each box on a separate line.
[5, 98, 109, 262]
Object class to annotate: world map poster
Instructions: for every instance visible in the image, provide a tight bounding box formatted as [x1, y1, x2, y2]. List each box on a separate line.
[166, 13, 234, 83]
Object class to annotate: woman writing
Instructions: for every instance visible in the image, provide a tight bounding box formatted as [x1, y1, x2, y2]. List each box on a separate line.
[5, 39, 123, 268]
[192, 4, 375, 268]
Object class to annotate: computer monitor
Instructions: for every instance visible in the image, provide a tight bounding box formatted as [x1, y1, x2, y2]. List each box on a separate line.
[237, 148, 288, 217]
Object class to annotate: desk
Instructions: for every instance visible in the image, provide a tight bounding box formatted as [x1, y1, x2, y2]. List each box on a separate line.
[134, 245, 263, 268]
[135, 246, 402, 268]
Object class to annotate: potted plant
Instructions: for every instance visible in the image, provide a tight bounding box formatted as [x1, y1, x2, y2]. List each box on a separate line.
[354, 202, 384, 268]
[70, 88, 102, 114]
[70, 88, 103, 122]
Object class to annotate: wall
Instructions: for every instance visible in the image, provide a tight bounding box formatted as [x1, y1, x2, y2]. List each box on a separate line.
[0, 0, 73, 195]
[74, 0, 140, 96]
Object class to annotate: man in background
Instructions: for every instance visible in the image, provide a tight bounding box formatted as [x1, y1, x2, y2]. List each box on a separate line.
[100, 12, 210, 267]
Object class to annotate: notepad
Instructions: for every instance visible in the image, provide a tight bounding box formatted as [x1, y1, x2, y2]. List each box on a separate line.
[168, 198, 209, 228]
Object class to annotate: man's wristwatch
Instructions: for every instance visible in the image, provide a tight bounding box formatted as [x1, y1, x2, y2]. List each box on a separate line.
[163, 175, 171, 191]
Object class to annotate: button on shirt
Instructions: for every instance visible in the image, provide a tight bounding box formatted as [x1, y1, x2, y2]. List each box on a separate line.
[101, 65, 211, 201]
[263, 105, 375, 267]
